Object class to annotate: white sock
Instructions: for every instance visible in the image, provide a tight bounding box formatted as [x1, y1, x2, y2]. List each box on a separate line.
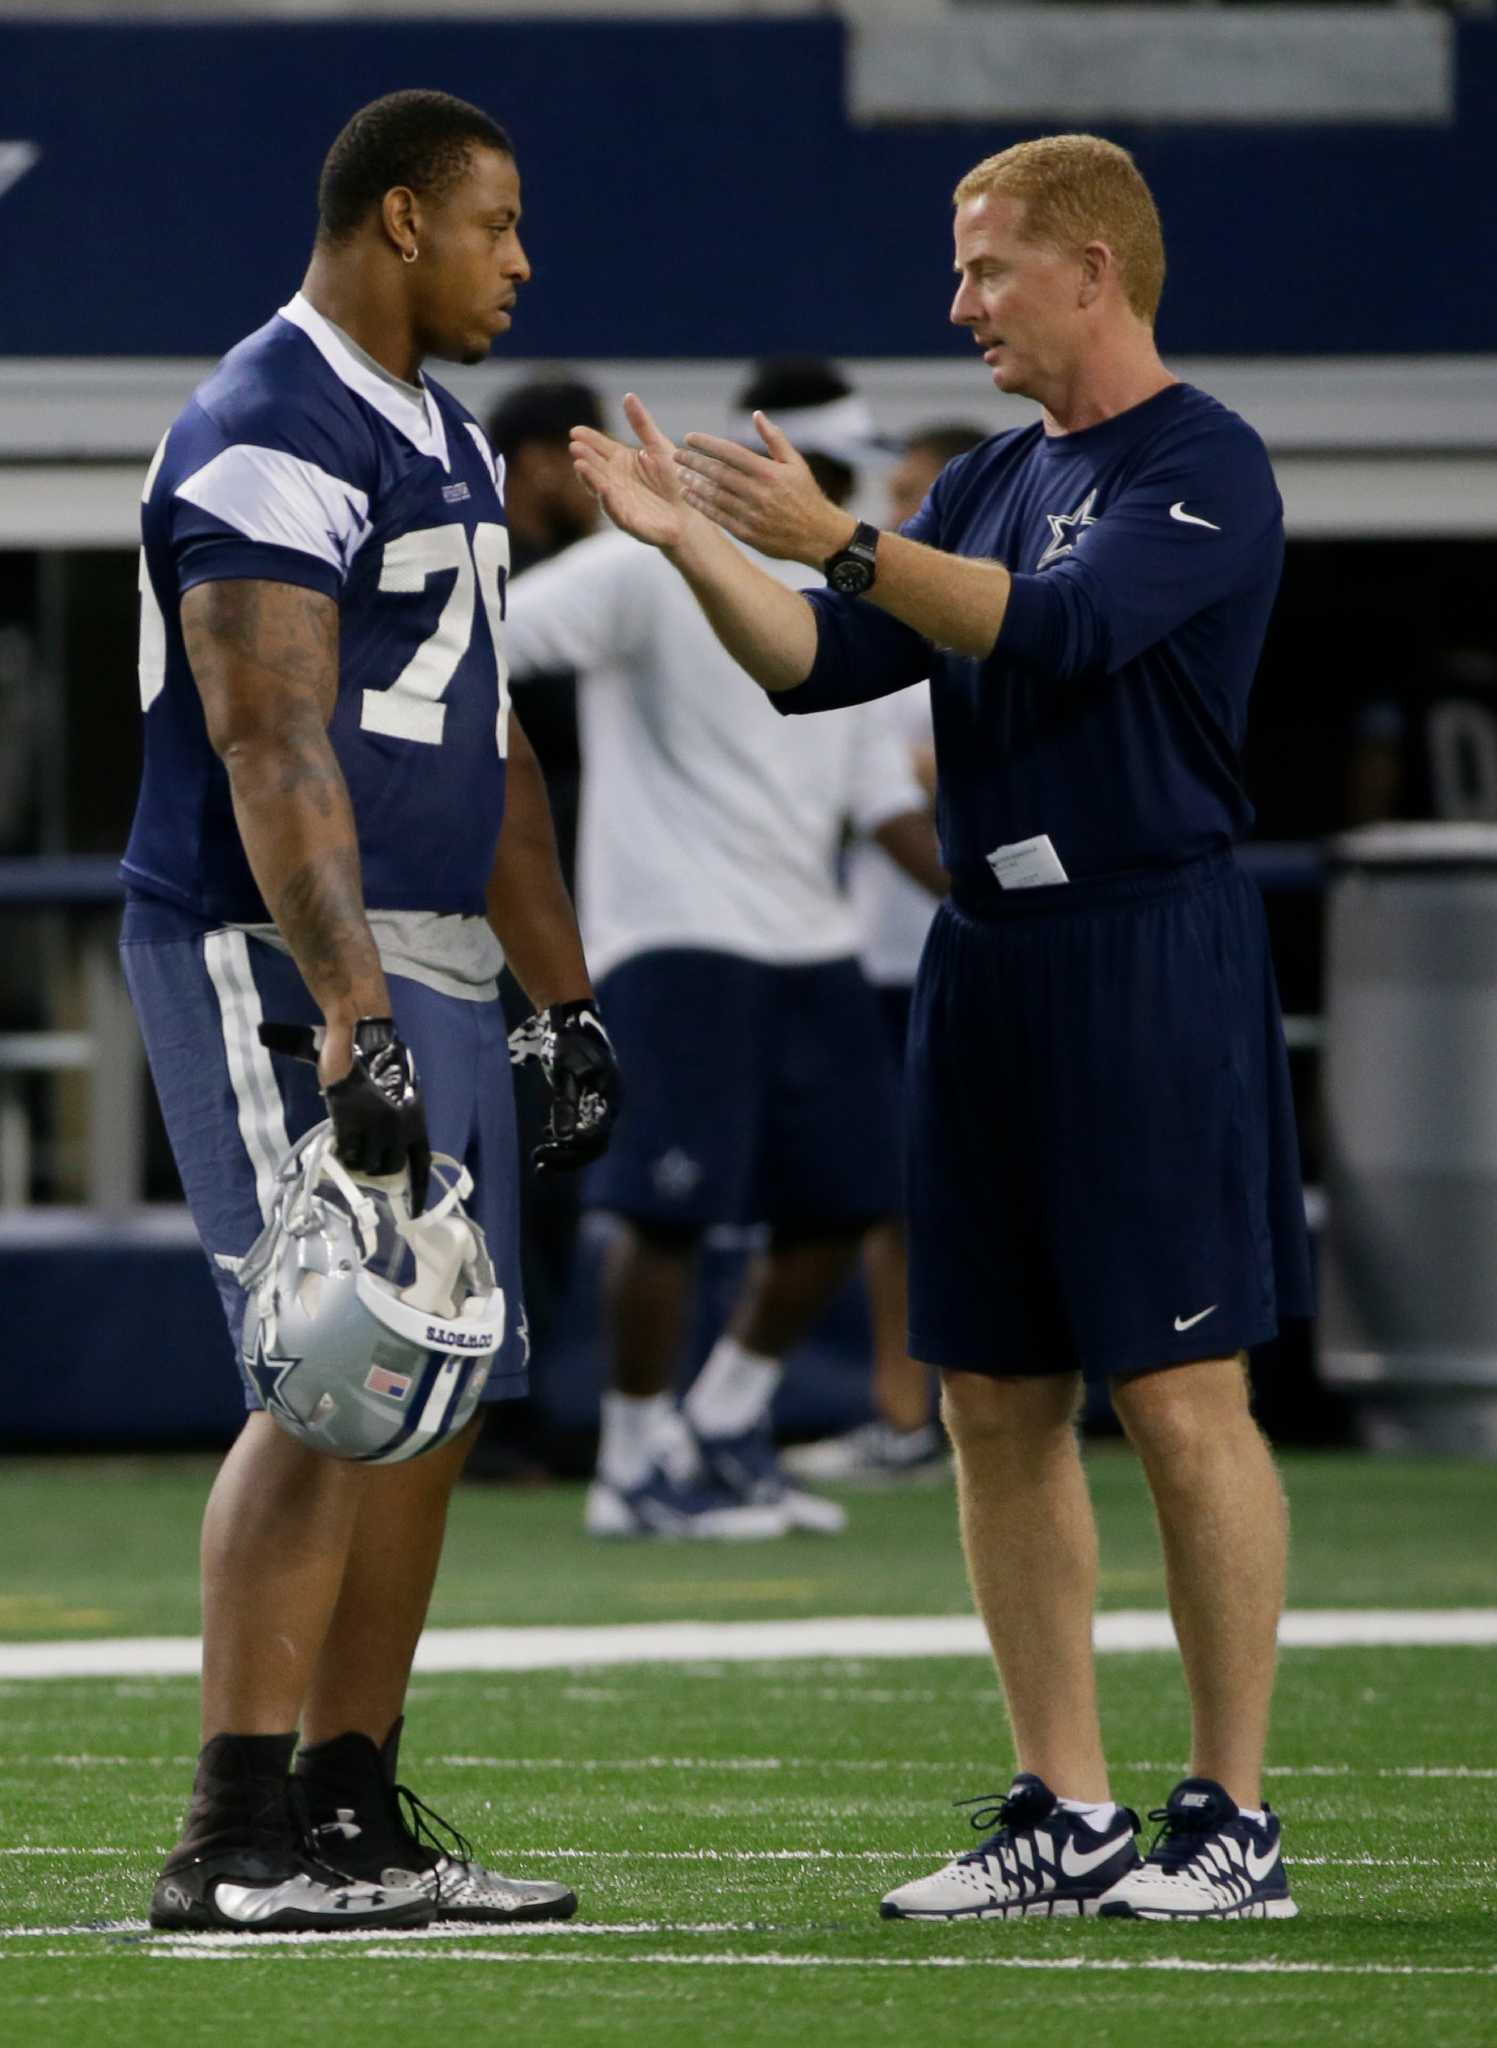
[1056, 1796, 1120, 1830]
[683, 1336, 782, 1439]
[1238, 1807, 1268, 1826]
[597, 1392, 672, 1491]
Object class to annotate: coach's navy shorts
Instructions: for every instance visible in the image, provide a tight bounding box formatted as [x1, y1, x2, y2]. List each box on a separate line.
[585, 948, 901, 1231]
[120, 894, 528, 1408]
[877, 983, 914, 1078]
[906, 853, 1314, 1383]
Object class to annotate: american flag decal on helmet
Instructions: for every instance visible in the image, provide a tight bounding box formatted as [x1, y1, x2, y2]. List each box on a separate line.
[364, 1364, 414, 1402]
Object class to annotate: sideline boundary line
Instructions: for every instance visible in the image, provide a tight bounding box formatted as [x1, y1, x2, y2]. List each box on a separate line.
[3, 1608, 1496, 1680]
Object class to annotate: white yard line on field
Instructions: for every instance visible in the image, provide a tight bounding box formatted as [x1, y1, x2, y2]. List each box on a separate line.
[430, 1756, 1497, 1780]
[141, 1948, 1497, 1977]
[12, 1754, 1497, 1783]
[3, 1607, 1496, 1681]
[4, 1919, 1489, 1974]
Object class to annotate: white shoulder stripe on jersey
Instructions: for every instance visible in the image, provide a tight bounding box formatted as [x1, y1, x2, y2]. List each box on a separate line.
[138, 432, 172, 715]
[141, 430, 169, 505]
[279, 292, 450, 472]
[176, 443, 372, 578]
[463, 420, 505, 499]
[203, 929, 293, 1227]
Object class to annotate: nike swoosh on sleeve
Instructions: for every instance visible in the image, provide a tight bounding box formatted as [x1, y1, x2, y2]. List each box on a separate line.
[1169, 502, 1222, 531]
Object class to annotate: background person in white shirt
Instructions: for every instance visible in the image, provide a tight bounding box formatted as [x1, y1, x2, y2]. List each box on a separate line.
[457, 374, 612, 1486]
[504, 359, 946, 1538]
[787, 423, 989, 1488]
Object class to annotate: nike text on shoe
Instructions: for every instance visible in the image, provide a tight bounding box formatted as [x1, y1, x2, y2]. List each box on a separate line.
[584, 1463, 787, 1540]
[1097, 1776, 1298, 1921]
[297, 1722, 577, 1925]
[695, 1420, 848, 1535]
[880, 1774, 1141, 1922]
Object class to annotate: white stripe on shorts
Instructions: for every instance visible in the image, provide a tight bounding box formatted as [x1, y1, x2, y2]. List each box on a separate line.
[203, 929, 293, 1223]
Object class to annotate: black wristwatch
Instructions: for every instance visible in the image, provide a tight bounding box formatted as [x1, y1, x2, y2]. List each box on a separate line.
[823, 521, 880, 597]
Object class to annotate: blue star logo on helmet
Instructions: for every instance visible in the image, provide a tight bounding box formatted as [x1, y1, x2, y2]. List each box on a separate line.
[237, 1122, 505, 1464]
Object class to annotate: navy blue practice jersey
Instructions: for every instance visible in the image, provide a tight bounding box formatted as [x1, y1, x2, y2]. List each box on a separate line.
[784, 383, 1283, 888]
[124, 293, 513, 922]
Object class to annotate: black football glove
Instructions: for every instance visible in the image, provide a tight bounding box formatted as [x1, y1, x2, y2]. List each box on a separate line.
[508, 998, 622, 1173]
[258, 1016, 431, 1213]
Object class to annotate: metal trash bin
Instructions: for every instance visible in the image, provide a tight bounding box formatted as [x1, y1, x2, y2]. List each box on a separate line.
[1319, 822, 1497, 1454]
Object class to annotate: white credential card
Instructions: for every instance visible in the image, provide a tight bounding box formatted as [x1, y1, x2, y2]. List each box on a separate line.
[985, 833, 1070, 890]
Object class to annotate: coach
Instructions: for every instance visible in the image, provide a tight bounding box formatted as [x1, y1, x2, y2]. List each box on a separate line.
[572, 134, 1313, 1922]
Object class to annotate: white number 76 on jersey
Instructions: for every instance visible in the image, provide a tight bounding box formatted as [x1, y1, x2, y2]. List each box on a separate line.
[360, 520, 511, 753]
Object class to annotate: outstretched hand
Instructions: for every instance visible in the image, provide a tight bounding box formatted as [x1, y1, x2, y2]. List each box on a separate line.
[674, 412, 854, 567]
[570, 393, 699, 552]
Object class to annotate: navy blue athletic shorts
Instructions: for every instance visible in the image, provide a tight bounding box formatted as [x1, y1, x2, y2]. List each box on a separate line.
[905, 852, 1314, 1383]
[585, 948, 902, 1231]
[877, 983, 914, 1078]
[120, 894, 528, 1408]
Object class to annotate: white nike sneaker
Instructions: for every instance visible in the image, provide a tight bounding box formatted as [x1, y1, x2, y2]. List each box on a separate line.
[1097, 1776, 1299, 1921]
[880, 1774, 1141, 1921]
[695, 1420, 848, 1535]
[583, 1464, 787, 1540]
[780, 1420, 949, 1488]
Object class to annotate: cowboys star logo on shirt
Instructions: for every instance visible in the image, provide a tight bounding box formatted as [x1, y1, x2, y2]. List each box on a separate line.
[1037, 488, 1099, 569]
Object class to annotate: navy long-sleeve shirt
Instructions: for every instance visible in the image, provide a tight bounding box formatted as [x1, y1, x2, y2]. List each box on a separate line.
[779, 383, 1284, 893]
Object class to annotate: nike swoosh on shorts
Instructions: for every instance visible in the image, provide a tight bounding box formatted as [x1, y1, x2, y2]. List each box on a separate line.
[1173, 1305, 1218, 1332]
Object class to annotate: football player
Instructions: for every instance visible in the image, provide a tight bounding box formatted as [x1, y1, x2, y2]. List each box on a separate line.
[121, 90, 618, 1932]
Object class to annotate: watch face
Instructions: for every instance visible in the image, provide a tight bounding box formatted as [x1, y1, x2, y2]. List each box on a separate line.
[829, 557, 874, 596]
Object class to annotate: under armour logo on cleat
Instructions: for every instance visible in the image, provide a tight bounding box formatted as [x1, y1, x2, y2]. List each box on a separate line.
[316, 1809, 363, 1842]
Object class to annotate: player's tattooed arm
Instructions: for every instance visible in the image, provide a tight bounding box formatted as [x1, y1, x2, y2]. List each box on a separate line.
[181, 578, 388, 1085]
[484, 710, 593, 1010]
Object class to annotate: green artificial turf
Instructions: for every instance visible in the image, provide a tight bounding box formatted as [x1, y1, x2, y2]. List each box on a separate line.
[2, 1653, 1496, 2045]
[2, 1448, 1495, 1641]
[1, 1453, 1494, 2044]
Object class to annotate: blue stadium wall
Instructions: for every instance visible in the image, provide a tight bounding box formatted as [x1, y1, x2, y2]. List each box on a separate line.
[4, 17, 1496, 360]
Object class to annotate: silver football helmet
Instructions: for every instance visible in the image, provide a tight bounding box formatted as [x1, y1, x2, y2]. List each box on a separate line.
[238, 1121, 504, 1464]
